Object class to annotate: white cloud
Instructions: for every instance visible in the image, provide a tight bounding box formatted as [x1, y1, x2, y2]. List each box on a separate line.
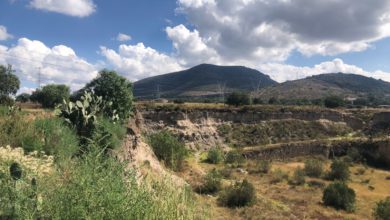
[0, 26, 13, 41]
[259, 59, 390, 83]
[0, 38, 98, 91]
[116, 33, 132, 42]
[29, 0, 96, 17]
[100, 43, 182, 81]
[175, 0, 390, 62]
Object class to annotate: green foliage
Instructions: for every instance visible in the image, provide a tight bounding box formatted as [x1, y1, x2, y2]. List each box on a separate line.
[56, 91, 107, 139]
[328, 159, 350, 181]
[322, 182, 356, 212]
[304, 159, 324, 178]
[15, 93, 30, 103]
[31, 84, 70, 108]
[82, 70, 133, 120]
[324, 96, 345, 108]
[290, 166, 306, 186]
[148, 130, 188, 171]
[0, 65, 20, 104]
[89, 117, 126, 154]
[224, 150, 245, 166]
[0, 111, 79, 157]
[218, 179, 256, 208]
[268, 97, 279, 105]
[0, 95, 15, 106]
[346, 147, 363, 163]
[195, 169, 222, 194]
[226, 92, 251, 106]
[0, 148, 203, 219]
[373, 196, 390, 220]
[206, 147, 224, 164]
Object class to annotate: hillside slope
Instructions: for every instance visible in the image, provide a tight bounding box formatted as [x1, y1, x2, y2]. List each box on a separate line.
[255, 73, 390, 100]
[134, 64, 277, 99]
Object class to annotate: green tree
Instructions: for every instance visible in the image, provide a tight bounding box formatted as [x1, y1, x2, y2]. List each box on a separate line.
[373, 196, 390, 220]
[82, 70, 133, 120]
[31, 84, 70, 108]
[15, 93, 31, 103]
[324, 96, 345, 108]
[322, 182, 356, 212]
[0, 65, 20, 105]
[226, 92, 250, 106]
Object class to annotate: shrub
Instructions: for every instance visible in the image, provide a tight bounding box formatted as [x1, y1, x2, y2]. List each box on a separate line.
[226, 92, 250, 106]
[195, 169, 222, 194]
[373, 196, 390, 220]
[257, 160, 271, 174]
[304, 159, 324, 178]
[290, 166, 306, 185]
[328, 159, 350, 181]
[271, 168, 289, 184]
[218, 179, 256, 207]
[224, 150, 245, 166]
[0, 95, 14, 106]
[89, 117, 126, 154]
[31, 84, 70, 108]
[82, 70, 133, 120]
[15, 93, 30, 103]
[322, 182, 356, 212]
[324, 96, 345, 108]
[346, 147, 363, 163]
[148, 130, 188, 171]
[206, 147, 224, 164]
[0, 112, 79, 157]
[248, 160, 271, 174]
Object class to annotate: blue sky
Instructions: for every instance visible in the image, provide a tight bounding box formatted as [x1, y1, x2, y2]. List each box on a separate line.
[0, 0, 389, 93]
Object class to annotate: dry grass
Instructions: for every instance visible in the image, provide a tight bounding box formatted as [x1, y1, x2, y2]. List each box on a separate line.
[181, 155, 390, 220]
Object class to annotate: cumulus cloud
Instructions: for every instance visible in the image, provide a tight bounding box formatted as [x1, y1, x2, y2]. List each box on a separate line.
[259, 59, 390, 83]
[175, 0, 390, 61]
[29, 0, 96, 17]
[0, 38, 98, 91]
[116, 33, 132, 42]
[0, 26, 13, 41]
[100, 43, 182, 81]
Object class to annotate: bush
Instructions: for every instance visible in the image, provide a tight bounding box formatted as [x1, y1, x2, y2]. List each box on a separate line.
[218, 179, 256, 207]
[82, 70, 133, 120]
[15, 93, 30, 103]
[206, 147, 224, 164]
[324, 96, 345, 108]
[88, 117, 126, 154]
[0, 113, 78, 157]
[148, 130, 188, 171]
[248, 160, 271, 174]
[304, 159, 324, 178]
[224, 150, 245, 166]
[195, 169, 222, 194]
[271, 168, 289, 184]
[31, 84, 70, 108]
[328, 159, 350, 181]
[322, 182, 356, 212]
[0, 95, 14, 106]
[226, 92, 250, 106]
[346, 147, 363, 163]
[290, 166, 306, 185]
[373, 196, 390, 220]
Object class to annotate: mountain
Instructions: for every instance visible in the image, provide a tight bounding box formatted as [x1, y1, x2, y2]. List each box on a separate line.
[255, 73, 390, 100]
[134, 64, 277, 99]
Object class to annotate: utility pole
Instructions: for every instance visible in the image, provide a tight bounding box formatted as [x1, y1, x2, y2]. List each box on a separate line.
[217, 82, 226, 103]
